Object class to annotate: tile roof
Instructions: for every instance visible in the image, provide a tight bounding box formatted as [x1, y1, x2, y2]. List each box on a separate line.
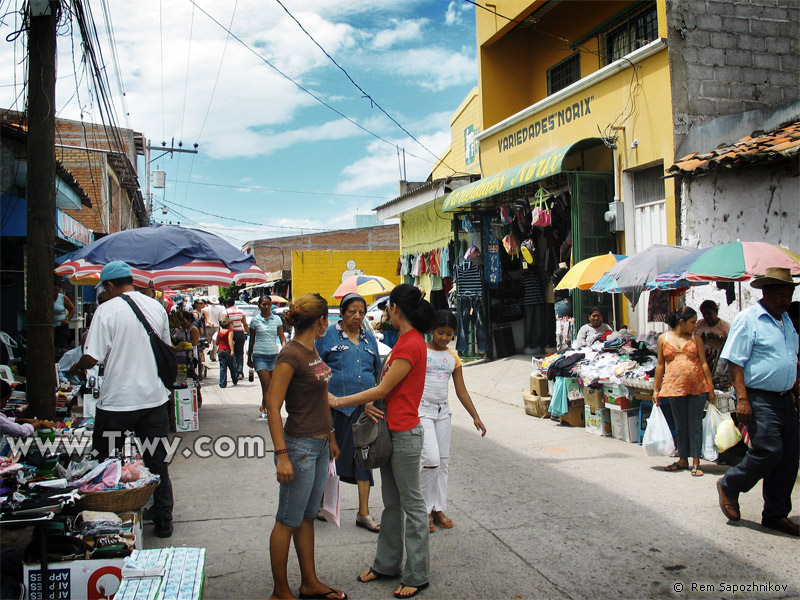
[667, 119, 800, 178]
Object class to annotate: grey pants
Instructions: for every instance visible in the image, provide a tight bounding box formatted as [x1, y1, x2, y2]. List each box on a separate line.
[373, 426, 430, 587]
[668, 394, 706, 459]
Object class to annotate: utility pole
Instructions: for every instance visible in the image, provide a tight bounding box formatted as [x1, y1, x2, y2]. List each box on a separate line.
[26, 0, 58, 420]
[144, 141, 198, 222]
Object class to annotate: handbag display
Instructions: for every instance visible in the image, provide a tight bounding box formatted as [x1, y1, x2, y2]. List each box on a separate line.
[352, 399, 392, 470]
[120, 294, 178, 390]
[531, 188, 552, 227]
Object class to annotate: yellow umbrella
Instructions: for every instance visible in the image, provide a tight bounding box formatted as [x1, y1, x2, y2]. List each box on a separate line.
[554, 253, 626, 290]
[332, 275, 396, 299]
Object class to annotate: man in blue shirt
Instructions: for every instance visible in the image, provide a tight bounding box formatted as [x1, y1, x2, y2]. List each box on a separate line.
[717, 267, 799, 536]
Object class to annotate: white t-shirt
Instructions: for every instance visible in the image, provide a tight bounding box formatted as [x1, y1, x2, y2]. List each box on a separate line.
[421, 347, 462, 404]
[202, 304, 224, 328]
[83, 291, 171, 411]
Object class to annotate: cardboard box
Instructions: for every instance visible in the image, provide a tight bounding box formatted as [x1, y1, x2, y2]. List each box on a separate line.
[584, 406, 612, 436]
[583, 386, 605, 410]
[610, 407, 639, 443]
[529, 374, 549, 397]
[25, 558, 126, 600]
[173, 385, 199, 432]
[522, 391, 550, 418]
[559, 399, 585, 427]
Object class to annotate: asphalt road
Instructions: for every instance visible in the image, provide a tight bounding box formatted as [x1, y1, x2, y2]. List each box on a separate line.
[149, 355, 799, 600]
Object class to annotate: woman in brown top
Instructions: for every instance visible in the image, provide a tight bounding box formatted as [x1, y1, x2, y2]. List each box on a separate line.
[654, 306, 715, 477]
[266, 293, 345, 600]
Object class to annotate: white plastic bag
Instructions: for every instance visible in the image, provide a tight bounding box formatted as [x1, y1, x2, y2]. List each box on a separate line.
[320, 460, 340, 527]
[715, 414, 742, 452]
[642, 405, 676, 457]
[701, 404, 725, 461]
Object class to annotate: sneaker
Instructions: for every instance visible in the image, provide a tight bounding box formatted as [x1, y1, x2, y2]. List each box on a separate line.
[154, 520, 173, 538]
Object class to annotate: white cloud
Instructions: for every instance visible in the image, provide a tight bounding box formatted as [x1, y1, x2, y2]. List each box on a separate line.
[393, 47, 476, 92]
[445, 1, 472, 26]
[371, 19, 426, 50]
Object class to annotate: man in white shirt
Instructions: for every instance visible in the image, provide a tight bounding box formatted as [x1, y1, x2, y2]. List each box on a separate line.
[69, 261, 175, 538]
[202, 296, 224, 361]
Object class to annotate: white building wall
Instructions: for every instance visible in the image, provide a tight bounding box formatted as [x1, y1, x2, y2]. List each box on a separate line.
[679, 162, 800, 323]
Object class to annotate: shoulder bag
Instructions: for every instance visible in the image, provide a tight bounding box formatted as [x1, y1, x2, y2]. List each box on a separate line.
[351, 354, 392, 470]
[120, 294, 178, 390]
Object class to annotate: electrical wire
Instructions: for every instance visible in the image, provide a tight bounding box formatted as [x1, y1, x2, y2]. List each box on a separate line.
[170, 178, 389, 200]
[99, 0, 130, 128]
[274, 0, 460, 176]
[159, 0, 165, 141]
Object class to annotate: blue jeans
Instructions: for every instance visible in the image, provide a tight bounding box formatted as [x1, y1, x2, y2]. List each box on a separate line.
[721, 388, 799, 521]
[218, 350, 238, 387]
[667, 394, 706, 459]
[523, 303, 545, 351]
[456, 296, 487, 354]
[232, 331, 246, 375]
[274, 435, 330, 527]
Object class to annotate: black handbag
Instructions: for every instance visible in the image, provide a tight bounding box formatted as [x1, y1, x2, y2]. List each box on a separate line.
[120, 294, 178, 389]
[352, 399, 392, 470]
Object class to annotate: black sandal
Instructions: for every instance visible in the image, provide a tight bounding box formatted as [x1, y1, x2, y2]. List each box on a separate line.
[664, 461, 688, 472]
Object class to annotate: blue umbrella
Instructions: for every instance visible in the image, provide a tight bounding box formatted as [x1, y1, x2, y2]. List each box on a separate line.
[59, 225, 255, 272]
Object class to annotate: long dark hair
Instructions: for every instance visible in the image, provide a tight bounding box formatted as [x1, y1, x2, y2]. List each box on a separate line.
[389, 284, 435, 334]
[431, 309, 457, 331]
[667, 306, 696, 329]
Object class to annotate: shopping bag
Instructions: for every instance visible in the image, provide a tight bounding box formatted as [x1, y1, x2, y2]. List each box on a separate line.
[548, 377, 569, 417]
[320, 460, 340, 527]
[715, 415, 742, 452]
[642, 405, 676, 457]
[701, 404, 724, 462]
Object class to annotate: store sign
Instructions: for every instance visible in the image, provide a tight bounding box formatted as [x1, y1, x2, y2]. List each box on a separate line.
[464, 124, 478, 166]
[56, 209, 93, 247]
[497, 95, 594, 154]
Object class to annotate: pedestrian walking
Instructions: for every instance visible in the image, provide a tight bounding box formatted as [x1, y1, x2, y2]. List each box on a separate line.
[247, 296, 286, 419]
[216, 318, 237, 388]
[315, 293, 382, 533]
[224, 297, 249, 379]
[653, 306, 715, 477]
[420, 310, 486, 533]
[265, 293, 346, 600]
[331, 283, 434, 599]
[202, 296, 224, 362]
[717, 267, 799, 536]
[67, 261, 175, 538]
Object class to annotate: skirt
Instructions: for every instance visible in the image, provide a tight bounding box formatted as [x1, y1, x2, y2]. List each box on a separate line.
[332, 405, 374, 485]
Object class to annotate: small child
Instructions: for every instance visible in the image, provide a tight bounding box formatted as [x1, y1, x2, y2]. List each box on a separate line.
[216, 318, 237, 388]
[420, 310, 486, 532]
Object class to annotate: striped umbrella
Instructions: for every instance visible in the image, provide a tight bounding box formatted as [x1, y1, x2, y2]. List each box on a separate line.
[332, 275, 396, 299]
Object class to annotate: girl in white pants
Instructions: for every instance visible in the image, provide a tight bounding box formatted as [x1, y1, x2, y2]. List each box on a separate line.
[420, 310, 486, 532]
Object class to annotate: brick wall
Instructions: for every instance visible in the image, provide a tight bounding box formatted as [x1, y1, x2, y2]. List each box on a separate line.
[246, 225, 399, 272]
[668, 0, 800, 143]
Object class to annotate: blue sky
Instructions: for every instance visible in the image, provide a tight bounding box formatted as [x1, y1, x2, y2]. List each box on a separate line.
[1, 0, 478, 248]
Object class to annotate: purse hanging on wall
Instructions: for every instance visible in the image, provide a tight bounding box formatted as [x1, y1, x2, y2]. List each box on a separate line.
[531, 188, 552, 227]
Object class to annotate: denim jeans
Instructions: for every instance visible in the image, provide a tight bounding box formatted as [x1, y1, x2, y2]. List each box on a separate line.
[218, 350, 238, 387]
[721, 388, 799, 521]
[523, 303, 545, 351]
[274, 435, 330, 527]
[456, 296, 487, 354]
[373, 426, 430, 587]
[232, 331, 246, 375]
[667, 394, 706, 459]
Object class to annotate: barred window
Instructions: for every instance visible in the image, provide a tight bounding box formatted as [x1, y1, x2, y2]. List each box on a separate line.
[547, 53, 580, 95]
[602, 1, 658, 65]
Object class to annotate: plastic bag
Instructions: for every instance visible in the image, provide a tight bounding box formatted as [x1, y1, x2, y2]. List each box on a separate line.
[320, 460, 340, 528]
[701, 404, 725, 462]
[548, 377, 569, 417]
[715, 415, 742, 452]
[642, 405, 676, 457]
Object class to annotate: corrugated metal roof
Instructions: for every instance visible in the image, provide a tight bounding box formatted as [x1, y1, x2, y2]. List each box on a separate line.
[667, 119, 800, 178]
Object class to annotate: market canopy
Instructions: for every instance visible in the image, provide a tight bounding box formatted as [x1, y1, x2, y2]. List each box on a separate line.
[442, 138, 602, 212]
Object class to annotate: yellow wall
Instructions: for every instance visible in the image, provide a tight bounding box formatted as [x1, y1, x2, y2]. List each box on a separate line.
[432, 88, 482, 180]
[291, 250, 400, 305]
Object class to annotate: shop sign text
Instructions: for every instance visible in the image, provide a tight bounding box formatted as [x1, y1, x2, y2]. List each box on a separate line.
[498, 96, 594, 153]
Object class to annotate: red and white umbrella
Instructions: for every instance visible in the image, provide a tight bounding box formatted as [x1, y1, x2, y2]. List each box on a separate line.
[56, 258, 268, 290]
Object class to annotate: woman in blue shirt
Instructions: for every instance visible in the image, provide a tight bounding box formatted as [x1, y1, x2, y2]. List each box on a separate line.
[315, 293, 382, 532]
[247, 296, 286, 418]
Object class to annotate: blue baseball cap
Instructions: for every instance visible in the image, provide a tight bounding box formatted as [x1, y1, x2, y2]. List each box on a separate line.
[97, 261, 133, 287]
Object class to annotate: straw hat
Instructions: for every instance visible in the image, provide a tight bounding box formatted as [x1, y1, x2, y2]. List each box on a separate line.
[208, 295, 220, 304]
[750, 267, 798, 289]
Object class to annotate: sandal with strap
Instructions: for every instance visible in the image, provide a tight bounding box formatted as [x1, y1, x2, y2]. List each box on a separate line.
[691, 466, 704, 477]
[664, 461, 688, 472]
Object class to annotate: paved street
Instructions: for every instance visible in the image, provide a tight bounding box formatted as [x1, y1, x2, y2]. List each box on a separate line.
[149, 356, 799, 600]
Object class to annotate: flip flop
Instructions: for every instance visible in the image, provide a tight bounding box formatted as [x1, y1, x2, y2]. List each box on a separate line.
[298, 588, 347, 600]
[664, 461, 688, 472]
[357, 567, 395, 583]
[393, 583, 429, 599]
[691, 466, 704, 477]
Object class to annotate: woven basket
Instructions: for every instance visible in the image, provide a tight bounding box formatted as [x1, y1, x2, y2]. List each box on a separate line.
[74, 480, 159, 513]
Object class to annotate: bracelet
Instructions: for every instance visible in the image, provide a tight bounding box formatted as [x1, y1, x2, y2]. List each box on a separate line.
[275, 448, 289, 455]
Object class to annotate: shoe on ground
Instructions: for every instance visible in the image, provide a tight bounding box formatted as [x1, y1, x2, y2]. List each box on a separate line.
[356, 513, 380, 532]
[238, 373, 244, 380]
[154, 520, 173, 538]
[761, 517, 800, 536]
[716, 479, 740, 521]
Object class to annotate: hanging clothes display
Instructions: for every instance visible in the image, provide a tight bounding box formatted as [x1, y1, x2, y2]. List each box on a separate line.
[484, 216, 502, 288]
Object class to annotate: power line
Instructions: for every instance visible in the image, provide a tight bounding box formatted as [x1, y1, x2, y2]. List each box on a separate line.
[171, 178, 389, 200]
[274, 0, 459, 176]
[186, 0, 446, 172]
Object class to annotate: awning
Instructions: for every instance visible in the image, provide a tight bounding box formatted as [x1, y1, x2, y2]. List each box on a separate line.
[442, 138, 602, 212]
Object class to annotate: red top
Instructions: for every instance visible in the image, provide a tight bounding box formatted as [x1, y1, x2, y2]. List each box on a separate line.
[383, 329, 427, 431]
[217, 328, 233, 352]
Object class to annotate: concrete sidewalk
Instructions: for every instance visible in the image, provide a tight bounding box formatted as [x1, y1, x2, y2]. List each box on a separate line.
[149, 356, 800, 599]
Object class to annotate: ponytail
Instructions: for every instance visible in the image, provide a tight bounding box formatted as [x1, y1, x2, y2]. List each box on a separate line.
[667, 306, 696, 329]
[389, 283, 435, 334]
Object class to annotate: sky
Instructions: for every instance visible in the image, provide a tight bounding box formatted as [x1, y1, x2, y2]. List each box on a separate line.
[0, 0, 478, 248]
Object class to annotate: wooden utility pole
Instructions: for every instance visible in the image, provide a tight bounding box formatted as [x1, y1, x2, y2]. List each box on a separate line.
[26, 0, 58, 420]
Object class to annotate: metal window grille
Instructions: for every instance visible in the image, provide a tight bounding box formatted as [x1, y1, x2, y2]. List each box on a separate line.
[547, 53, 580, 95]
[602, 1, 658, 66]
[633, 165, 664, 206]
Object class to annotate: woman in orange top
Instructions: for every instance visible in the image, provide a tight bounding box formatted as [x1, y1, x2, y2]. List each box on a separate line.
[653, 306, 716, 477]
